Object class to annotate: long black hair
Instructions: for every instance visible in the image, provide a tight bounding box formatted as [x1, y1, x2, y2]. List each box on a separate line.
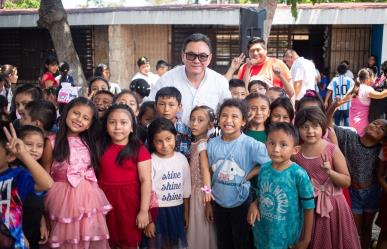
[147, 117, 177, 153]
[100, 104, 141, 165]
[53, 97, 101, 170]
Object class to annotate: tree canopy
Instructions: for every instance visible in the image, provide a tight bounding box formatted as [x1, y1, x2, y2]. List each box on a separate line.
[4, 0, 40, 8]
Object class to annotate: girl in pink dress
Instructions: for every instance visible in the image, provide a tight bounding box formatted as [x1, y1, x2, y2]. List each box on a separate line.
[187, 106, 217, 249]
[293, 107, 360, 249]
[42, 97, 111, 249]
[346, 68, 387, 136]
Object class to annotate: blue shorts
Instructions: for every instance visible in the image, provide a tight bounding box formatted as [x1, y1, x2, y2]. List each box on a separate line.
[350, 183, 381, 214]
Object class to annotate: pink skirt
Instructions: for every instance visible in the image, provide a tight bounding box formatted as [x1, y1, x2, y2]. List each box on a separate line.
[45, 180, 112, 249]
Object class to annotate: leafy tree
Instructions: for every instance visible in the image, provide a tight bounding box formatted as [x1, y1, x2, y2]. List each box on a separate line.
[4, 0, 40, 8]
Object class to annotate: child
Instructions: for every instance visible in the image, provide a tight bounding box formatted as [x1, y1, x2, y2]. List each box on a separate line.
[345, 68, 387, 136]
[144, 117, 191, 249]
[88, 76, 110, 97]
[155, 87, 191, 158]
[0, 73, 12, 112]
[21, 100, 57, 135]
[328, 100, 386, 249]
[187, 106, 217, 249]
[293, 107, 360, 249]
[94, 63, 121, 95]
[41, 97, 111, 248]
[247, 122, 315, 249]
[55, 62, 74, 86]
[92, 90, 114, 119]
[0, 124, 53, 249]
[137, 101, 156, 143]
[266, 86, 286, 103]
[19, 125, 49, 249]
[269, 96, 294, 124]
[248, 79, 268, 95]
[115, 90, 140, 116]
[296, 89, 325, 112]
[40, 54, 59, 89]
[245, 93, 270, 143]
[0, 94, 8, 113]
[130, 78, 151, 104]
[376, 140, 387, 249]
[10, 84, 43, 129]
[229, 79, 247, 100]
[205, 99, 270, 249]
[99, 104, 152, 248]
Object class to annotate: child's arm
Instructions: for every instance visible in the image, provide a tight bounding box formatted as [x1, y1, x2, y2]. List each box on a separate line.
[199, 149, 214, 202]
[291, 209, 314, 249]
[369, 89, 387, 99]
[247, 199, 260, 225]
[3, 125, 54, 192]
[38, 216, 49, 245]
[245, 166, 259, 181]
[321, 149, 351, 188]
[41, 137, 53, 174]
[136, 159, 152, 229]
[183, 198, 190, 229]
[144, 222, 156, 239]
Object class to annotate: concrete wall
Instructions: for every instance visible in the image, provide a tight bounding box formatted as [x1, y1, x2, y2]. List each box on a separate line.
[106, 24, 171, 89]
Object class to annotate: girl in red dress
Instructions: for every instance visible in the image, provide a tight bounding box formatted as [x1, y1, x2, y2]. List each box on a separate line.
[99, 104, 152, 249]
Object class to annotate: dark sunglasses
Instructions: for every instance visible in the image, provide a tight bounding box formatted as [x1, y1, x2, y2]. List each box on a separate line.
[184, 52, 210, 62]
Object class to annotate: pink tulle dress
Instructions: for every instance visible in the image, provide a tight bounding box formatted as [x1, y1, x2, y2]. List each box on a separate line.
[45, 136, 112, 249]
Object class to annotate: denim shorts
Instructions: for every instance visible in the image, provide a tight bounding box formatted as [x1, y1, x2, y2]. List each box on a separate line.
[350, 183, 381, 214]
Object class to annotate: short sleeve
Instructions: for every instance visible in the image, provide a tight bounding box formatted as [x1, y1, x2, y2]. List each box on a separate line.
[182, 156, 192, 198]
[363, 85, 374, 97]
[327, 80, 334, 91]
[197, 141, 207, 153]
[138, 144, 151, 162]
[292, 63, 304, 82]
[296, 168, 315, 210]
[334, 125, 355, 149]
[251, 140, 271, 166]
[16, 168, 35, 202]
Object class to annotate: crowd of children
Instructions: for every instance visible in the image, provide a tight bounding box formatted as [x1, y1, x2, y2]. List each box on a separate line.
[0, 52, 386, 249]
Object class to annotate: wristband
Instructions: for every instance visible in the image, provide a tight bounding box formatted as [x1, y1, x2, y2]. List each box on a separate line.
[201, 185, 212, 194]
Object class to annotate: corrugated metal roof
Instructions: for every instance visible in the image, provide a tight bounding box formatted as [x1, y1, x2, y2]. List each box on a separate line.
[0, 3, 387, 27]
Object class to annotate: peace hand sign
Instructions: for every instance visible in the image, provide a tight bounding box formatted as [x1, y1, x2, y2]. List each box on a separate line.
[320, 153, 332, 176]
[3, 124, 27, 156]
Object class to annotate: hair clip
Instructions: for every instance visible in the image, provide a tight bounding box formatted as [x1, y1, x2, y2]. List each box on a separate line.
[304, 90, 318, 97]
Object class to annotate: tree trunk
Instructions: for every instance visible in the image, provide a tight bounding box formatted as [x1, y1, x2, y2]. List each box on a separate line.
[38, 0, 87, 88]
[258, 0, 277, 45]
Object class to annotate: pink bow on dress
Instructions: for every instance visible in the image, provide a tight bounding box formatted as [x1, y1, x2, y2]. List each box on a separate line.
[311, 178, 341, 218]
[67, 167, 97, 187]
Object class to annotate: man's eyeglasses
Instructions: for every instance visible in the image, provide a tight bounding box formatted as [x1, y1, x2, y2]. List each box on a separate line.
[184, 52, 210, 62]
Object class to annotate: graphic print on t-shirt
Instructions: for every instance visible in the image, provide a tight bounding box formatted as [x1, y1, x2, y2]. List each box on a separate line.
[161, 170, 183, 202]
[259, 181, 289, 221]
[212, 159, 245, 183]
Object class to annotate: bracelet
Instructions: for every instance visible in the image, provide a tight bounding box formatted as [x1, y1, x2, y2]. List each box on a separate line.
[201, 185, 212, 194]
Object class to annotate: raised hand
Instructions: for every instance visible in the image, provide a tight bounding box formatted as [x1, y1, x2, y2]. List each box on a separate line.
[3, 124, 27, 156]
[230, 53, 246, 71]
[320, 153, 332, 175]
[272, 65, 282, 76]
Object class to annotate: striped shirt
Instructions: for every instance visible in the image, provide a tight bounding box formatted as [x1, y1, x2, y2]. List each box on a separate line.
[327, 75, 354, 110]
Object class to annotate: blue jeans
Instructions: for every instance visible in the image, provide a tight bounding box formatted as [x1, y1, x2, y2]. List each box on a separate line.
[334, 109, 349, 126]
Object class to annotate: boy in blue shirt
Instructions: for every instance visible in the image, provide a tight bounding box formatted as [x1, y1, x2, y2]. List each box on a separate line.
[248, 122, 315, 249]
[0, 124, 53, 249]
[205, 99, 270, 249]
[155, 87, 191, 158]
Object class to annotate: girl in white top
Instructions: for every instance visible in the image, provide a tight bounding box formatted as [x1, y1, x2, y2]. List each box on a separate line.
[144, 117, 191, 249]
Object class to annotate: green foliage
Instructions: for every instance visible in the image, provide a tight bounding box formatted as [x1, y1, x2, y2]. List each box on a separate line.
[4, 0, 40, 8]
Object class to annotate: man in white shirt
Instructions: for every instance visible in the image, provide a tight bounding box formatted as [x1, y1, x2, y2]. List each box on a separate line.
[149, 33, 231, 124]
[283, 49, 317, 100]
